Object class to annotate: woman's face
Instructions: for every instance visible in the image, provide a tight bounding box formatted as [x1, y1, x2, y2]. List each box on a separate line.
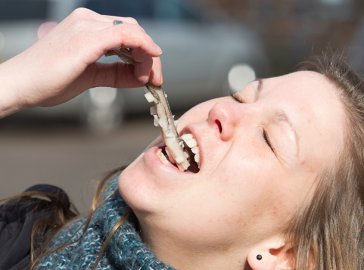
[119, 71, 345, 251]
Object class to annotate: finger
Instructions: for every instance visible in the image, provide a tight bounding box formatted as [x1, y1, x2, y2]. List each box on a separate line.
[117, 24, 162, 56]
[69, 8, 140, 25]
[131, 47, 154, 64]
[102, 15, 139, 25]
[92, 62, 145, 88]
[100, 23, 162, 57]
[148, 57, 163, 86]
[134, 57, 153, 84]
[129, 48, 163, 85]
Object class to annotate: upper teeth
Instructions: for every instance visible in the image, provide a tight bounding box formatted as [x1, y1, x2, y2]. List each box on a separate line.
[156, 132, 201, 170]
[180, 133, 200, 168]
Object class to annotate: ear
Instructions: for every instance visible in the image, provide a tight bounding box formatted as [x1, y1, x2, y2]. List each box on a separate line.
[247, 235, 295, 270]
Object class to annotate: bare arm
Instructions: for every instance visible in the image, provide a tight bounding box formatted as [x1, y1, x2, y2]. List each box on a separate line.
[0, 8, 163, 118]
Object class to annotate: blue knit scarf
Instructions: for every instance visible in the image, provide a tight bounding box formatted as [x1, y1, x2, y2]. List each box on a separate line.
[36, 178, 174, 270]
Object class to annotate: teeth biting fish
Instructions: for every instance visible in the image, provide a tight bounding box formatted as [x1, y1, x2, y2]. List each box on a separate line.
[180, 132, 200, 169]
[106, 47, 200, 172]
[145, 83, 190, 171]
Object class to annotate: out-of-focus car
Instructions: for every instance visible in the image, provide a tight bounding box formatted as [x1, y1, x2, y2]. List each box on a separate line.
[0, 0, 269, 132]
[348, 16, 364, 78]
[0, 1, 46, 62]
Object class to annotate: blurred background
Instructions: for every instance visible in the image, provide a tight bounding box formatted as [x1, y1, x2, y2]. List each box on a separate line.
[1, 0, 363, 211]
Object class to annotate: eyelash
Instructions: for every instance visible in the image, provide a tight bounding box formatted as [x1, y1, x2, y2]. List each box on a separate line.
[263, 129, 274, 152]
[231, 93, 275, 153]
[230, 93, 244, 103]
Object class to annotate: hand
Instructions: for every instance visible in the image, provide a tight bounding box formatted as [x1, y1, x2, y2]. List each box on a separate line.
[0, 8, 163, 116]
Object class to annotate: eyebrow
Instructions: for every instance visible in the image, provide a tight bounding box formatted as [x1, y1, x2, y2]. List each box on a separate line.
[254, 79, 300, 158]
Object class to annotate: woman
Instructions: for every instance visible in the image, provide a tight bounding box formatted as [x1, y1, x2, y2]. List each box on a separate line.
[0, 8, 362, 270]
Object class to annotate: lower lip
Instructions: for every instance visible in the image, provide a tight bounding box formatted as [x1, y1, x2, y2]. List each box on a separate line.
[144, 146, 186, 174]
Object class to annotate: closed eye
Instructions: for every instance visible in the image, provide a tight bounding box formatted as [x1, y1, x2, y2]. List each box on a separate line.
[230, 92, 245, 103]
[231, 92, 275, 154]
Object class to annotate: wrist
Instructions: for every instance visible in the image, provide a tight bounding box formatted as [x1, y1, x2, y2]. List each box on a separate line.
[0, 93, 22, 119]
[0, 61, 26, 118]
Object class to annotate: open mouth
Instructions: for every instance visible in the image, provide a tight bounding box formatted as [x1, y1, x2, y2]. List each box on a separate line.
[156, 132, 200, 173]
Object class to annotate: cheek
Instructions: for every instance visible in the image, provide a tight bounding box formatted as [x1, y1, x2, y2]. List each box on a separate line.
[163, 183, 250, 246]
[273, 171, 322, 232]
[213, 153, 289, 223]
[197, 168, 265, 225]
[171, 176, 276, 246]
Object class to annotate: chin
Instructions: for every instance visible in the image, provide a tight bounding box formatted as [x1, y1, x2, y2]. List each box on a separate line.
[118, 154, 158, 214]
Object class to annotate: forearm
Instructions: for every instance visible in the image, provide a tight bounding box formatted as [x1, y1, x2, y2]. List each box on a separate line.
[0, 59, 25, 118]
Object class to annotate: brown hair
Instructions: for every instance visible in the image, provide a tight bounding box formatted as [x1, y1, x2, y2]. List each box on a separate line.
[285, 53, 364, 270]
[28, 166, 126, 269]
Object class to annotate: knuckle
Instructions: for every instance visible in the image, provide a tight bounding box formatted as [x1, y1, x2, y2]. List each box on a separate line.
[144, 34, 155, 45]
[124, 17, 139, 25]
[70, 7, 93, 19]
[72, 19, 88, 32]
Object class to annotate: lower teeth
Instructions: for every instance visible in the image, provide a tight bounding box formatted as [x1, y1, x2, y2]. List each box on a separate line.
[157, 148, 170, 165]
[157, 146, 200, 172]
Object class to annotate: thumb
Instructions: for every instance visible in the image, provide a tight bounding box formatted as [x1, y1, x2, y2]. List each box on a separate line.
[92, 62, 146, 88]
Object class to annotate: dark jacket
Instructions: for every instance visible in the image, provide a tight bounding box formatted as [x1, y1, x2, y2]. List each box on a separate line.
[0, 184, 74, 270]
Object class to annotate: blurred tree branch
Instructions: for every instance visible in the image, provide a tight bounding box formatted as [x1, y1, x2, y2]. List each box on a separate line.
[192, 0, 364, 74]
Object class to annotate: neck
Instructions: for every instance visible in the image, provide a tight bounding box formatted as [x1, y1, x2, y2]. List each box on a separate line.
[139, 220, 250, 270]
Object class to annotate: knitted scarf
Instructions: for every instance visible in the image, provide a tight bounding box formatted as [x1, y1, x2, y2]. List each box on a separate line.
[36, 178, 174, 270]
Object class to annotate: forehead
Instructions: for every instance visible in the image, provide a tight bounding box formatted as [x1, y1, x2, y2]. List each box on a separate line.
[250, 71, 346, 170]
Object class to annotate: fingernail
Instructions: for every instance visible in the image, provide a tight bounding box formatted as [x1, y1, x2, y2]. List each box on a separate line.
[156, 46, 163, 55]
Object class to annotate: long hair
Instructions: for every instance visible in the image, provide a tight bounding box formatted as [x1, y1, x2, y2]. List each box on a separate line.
[29, 166, 126, 269]
[285, 53, 364, 270]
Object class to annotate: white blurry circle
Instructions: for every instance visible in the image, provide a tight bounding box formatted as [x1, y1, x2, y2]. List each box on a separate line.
[89, 87, 117, 108]
[0, 32, 5, 53]
[228, 64, 256, 94]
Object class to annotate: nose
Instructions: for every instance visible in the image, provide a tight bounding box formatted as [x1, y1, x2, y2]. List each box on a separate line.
[208, 101, 242, 141]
